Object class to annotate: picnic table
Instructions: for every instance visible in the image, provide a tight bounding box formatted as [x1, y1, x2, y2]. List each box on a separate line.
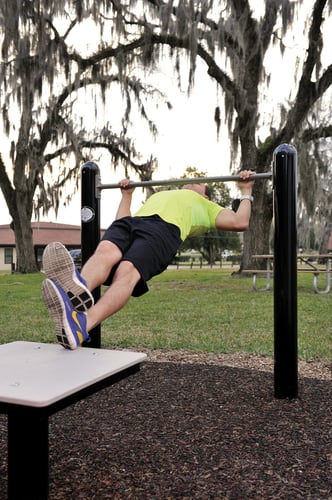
[0, 341, 146, 499]
[244, 254, 331, 293]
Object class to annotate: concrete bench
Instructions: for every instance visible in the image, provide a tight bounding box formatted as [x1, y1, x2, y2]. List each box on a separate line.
[0, 341, 146, 500]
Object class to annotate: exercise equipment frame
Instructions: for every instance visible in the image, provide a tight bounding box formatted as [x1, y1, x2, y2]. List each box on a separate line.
[80, 144, 298, 399]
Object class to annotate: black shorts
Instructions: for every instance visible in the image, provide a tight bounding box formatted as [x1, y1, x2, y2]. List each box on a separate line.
[101, 215, 181, 296]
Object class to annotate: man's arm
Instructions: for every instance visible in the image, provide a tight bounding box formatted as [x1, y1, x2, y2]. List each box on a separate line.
[115, 179, 135, 219]
[215, 170, 255, 231]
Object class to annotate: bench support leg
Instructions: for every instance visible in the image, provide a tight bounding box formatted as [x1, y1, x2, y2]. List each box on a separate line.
[313, 271, 331, 294]
[252, 272, 272, 291]
[8, 408, 49, 500]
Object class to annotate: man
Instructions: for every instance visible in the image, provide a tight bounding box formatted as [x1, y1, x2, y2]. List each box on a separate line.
[42, 171, 255, 349]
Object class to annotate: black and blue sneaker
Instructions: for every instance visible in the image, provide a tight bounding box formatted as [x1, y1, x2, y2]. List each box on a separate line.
[42, 278, 90, 349]
[42, 241, 94, 312]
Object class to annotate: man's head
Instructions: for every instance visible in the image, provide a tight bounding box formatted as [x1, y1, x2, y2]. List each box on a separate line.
[182, 183, 211, 200]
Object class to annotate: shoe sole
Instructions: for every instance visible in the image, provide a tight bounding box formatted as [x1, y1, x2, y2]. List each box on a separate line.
[42, 242, 94, 312]
[42, 279, 82, 350]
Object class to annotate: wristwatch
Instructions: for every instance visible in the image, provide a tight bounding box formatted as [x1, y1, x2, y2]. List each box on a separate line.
[240, 195, 254, 202]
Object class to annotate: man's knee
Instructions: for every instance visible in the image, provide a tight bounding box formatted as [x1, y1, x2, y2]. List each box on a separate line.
[95, 240, 122, 261]
[114, 260, 141, 283]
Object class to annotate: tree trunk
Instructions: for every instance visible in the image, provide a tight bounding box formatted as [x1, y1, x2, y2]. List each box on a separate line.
[10, 196, 38, 274]
[240, 186, 274, 271]
[12, 223, 38, 273]
[319, 221, 332, 254]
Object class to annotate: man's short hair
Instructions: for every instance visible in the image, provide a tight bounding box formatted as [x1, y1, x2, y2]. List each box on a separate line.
[205, 185, 212, 200]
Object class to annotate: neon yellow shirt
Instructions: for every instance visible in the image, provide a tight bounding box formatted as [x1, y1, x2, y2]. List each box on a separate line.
[134, 189, 223, 241]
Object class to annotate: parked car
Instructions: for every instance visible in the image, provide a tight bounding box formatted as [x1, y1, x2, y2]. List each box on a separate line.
[69, 249, 82, 270]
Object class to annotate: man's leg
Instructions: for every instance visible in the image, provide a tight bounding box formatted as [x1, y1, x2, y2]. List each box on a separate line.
[85, 260, 141, 332]
[80, 240, 123, 291]
[43, 240, 123, 312]
[42, 254, 140, 349]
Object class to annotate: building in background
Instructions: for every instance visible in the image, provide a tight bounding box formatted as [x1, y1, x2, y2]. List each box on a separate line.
[0, 222, 105, 272]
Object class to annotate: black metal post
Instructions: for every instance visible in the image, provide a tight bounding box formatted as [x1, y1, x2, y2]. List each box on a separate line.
[273, 144, 298, 399]
[8, 408, 49, 500]
[81, 161, 101, 348]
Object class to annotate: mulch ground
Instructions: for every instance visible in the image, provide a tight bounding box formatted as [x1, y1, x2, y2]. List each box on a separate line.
[0, 361, 331, 499]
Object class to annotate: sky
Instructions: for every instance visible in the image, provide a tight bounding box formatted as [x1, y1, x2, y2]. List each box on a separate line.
[0, 1, 330, 230]
[67, 80, 233, 229]
[0, 62, 234, 229]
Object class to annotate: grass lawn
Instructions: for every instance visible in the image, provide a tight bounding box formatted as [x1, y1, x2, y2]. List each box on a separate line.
[0, 269, 330, 361]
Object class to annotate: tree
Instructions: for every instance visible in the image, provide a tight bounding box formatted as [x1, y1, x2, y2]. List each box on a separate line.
[1, 0, 332, 272]
[139, 0, 332, 269]
[0, 1, 166, 272]
[181, 230, 241, 265]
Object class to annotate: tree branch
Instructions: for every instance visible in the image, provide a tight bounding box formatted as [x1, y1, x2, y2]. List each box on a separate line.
[0, 153, 14, 206]
[301, 124, 332, 142]
[44, 139, 152, 171]
[275, 0, 332, 144]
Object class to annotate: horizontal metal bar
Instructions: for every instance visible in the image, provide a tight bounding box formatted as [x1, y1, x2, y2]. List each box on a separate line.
[98, 172, 272, 190]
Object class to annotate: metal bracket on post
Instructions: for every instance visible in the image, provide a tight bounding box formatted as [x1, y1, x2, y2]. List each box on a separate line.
[273, 144, 298, 399]
[95, 173, 102, 199]
[81, 161, 101, 348]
